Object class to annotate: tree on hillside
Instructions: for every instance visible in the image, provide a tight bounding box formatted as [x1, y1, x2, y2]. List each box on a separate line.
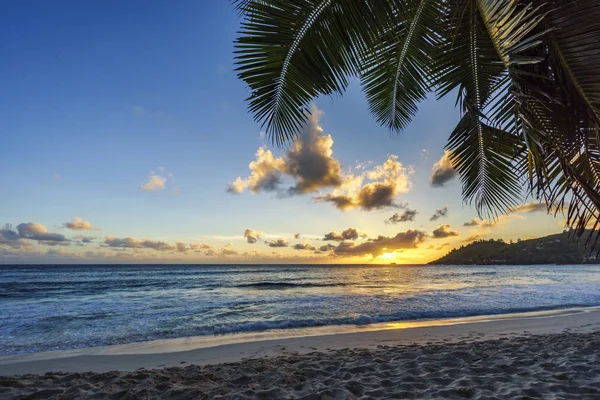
[233, 0, 600, 243]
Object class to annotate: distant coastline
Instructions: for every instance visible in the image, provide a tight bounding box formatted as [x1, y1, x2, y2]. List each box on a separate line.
[429, 231, 599, 265]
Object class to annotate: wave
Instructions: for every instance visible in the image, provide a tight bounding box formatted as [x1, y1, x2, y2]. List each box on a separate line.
[200, 303, 597, 335]
[234, 282, 348, 289]
[2, 303, 598, 355]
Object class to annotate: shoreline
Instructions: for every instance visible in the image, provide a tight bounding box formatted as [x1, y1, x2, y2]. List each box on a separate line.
[2, 306, 600, 376]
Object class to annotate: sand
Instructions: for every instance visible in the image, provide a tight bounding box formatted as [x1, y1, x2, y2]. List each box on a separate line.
[2, 307, 600, 399]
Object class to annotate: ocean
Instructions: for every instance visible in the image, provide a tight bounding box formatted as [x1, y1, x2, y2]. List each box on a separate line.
[2, 264, 600, 355]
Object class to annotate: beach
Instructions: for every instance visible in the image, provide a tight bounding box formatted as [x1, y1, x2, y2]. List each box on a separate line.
[2, 307, 600, 399]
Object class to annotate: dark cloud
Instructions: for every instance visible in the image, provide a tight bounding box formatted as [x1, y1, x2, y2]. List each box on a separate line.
[0, 224, 20, 246]
[318, 244, 336, 252]
[244, 229, 264, 244]
[286, 109, 343, 194]
[228, 106, 342, 195]
[293, 243, 316, 251]
[429, 206, 449, 221]
[432, 224, 459, 239]
[332, 230, 427, 257]
[463, 218, 480, 227]
[386, 209, 418, 224]
[430, 151, 457, 187]
[17, 222, 70, 244]
[72, 235, 96, 243]
[323, 228, 366, 241]
[267, 238, 288, 248]
[314, 156, 412, 211]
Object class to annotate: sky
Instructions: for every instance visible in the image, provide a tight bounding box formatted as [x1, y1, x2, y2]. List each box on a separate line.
[0, 1, 566, 264]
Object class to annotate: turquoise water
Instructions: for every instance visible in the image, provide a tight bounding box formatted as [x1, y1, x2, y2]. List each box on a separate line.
[1, 264, 600, 355]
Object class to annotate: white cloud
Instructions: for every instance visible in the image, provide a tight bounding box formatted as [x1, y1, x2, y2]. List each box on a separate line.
[142, 175, 166, 191]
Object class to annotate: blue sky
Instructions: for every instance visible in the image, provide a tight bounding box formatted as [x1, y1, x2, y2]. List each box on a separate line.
[0, 1, 564, 264]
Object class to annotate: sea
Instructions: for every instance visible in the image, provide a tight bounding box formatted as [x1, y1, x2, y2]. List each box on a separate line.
[2, 264, 600, 355]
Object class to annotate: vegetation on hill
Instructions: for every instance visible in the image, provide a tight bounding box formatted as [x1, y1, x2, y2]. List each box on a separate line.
[429, 232, 598, 265]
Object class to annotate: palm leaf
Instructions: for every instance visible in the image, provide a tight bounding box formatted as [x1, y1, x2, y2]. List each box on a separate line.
[360, 0, 446, 131]
[235, 0, 395, 144]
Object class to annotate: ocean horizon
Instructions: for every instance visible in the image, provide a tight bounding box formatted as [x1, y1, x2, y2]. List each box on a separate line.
[2, 263, 600, 356]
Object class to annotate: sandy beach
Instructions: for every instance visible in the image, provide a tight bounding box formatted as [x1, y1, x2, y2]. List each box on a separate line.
[2, 307, 600, 398]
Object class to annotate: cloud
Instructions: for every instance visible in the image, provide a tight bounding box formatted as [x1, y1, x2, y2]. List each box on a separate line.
[228, 105, 342, 195]
[432, 224, 459, 239]
[104, 236, 176, 252]
[267, 238, 288, 248]
[315, 155, 412, 211]
[509, 202, 547, 213]
[285, 106, 343, 194]
[204, 247, 238, 257]
[323, 228, 367, 241]
[16, 222, 70, 245]
[318, 244, 336, 252]
[0, 224, 22, 249]
[463, 234, 482, 243]
[1, 225, 20, 243]
[386, 208, 418, 224]
[244, 229, 264, 244]
[72, 235, 96, 243]
[230, 105, 411, 211]
[430, 150, 457, 187]
[46, 249, 68, 257]
[64, 217, 99, 231]
[221, 248, 238, 256]
[429, 206, 449, 221]
[228, 147, 287, 193]
[142, 174, 167, 191]
[463, 218, 480, 227]
[479, 215, 510, 229]
[462, 216, 510, 229]
[428, 243, 450, 250]
[332, 230, 427, 257]
[190, 243, 212, 252]
[176, 242, 187, 253]
[293, 243, 316, 251]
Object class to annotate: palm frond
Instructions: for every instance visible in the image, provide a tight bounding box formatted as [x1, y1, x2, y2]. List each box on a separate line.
[235, 0, 395, 145]
[435, 0, 523, 218]
[360, 0, 446, 131]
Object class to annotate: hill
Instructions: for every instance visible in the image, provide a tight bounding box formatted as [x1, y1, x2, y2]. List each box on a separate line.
[429, 231, 598, 265]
